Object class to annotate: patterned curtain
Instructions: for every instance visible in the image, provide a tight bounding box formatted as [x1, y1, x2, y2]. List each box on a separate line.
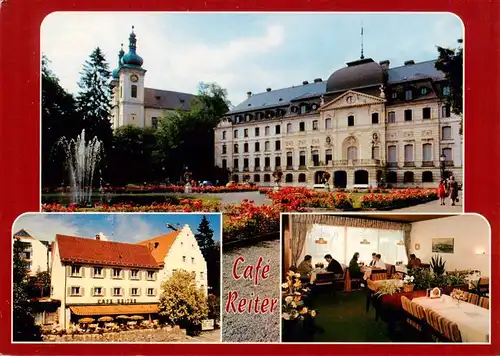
[403, 224, 412, 259]
[291, 218, 313, 266]
[291, 214, 410, 231]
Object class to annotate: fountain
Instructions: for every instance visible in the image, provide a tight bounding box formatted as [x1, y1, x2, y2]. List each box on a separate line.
[57, 129, 103, 205]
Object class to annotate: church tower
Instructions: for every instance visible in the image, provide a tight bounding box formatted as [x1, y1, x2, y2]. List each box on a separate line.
[113, 26, 147, 128]
[110, 44, 124, 129]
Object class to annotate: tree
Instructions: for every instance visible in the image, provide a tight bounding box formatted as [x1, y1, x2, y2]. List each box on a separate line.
[158, 270, 208, 335]
[13, 239, 42, 341]
[76, 47, 114, 148]
[195, 216, 220, 295]
[155, 82, 231, 181]
[435, 39, 463, 134]
[26, 270, 51, 300]
[41, 55, 82, 187]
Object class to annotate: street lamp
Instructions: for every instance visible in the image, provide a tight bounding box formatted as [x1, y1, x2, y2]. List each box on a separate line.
[440, 153, 446, 179]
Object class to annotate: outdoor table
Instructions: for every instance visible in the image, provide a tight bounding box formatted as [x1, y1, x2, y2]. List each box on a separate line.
[412, 294, 489, 343]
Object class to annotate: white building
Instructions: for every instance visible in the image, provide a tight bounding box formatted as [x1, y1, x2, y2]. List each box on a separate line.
[136, 224, 208, 295]
[13, 229, 52, 276]
[109, 27, 195, 130]
[214, 57, 463, 188]
[50, 226, 208, 329]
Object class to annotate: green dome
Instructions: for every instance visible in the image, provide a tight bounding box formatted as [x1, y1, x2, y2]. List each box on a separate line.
[121, 26, 143, 68]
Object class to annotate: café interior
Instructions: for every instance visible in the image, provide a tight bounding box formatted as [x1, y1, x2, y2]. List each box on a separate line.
[281, 213, 490, 343]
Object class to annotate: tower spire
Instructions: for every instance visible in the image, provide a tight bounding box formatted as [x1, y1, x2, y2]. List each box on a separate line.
[360, 22, 364, 59]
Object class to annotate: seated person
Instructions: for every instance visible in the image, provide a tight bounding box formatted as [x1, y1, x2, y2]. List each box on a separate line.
[348, 252, 363, 279]
[324, 254, 344, 277]
[407, 254, 421, 269]
[369, 252, 377, 266]
[373, 254, 386, 269]
[297, 255, 313, 278]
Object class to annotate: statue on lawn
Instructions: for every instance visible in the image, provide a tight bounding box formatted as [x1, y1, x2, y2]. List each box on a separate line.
[272, 168, 283, 191]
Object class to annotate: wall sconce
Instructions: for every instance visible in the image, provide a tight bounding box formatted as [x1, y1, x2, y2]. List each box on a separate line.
[414, 243, 421, 250]
[475, 249, 486, 255]
[360, 238, 370, 245]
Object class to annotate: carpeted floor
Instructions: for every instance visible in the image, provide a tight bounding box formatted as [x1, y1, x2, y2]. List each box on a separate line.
[301, 289, 422, 343]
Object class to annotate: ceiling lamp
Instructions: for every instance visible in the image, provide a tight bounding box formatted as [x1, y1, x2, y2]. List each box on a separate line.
[360, 238, 370, 245]
[315, 226, 327, 244]
[396, 240, 405, 246]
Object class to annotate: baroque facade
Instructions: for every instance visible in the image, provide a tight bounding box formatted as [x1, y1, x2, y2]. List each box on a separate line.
[214, 58, 463, 188]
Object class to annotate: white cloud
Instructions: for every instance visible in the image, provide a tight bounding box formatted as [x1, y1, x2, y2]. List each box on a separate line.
[13, 214, 79, 242]
[111, 215, 164, 242]
[41, 12, 285, 104]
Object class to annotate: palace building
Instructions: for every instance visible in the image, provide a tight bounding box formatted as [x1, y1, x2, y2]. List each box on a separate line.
[109, 27, 196, 130]
[50, 226, 207, 329]
[214, 57, 463, 188]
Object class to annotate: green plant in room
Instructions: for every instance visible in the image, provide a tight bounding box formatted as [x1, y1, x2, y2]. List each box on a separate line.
[375, 281, 401, 297]
[430, 255, 446, 275]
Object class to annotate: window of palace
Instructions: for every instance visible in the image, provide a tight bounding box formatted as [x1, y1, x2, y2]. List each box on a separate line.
[233, 158, 239, 168]
[151, 117, 158, 130]
[234, 130, 238, 139]
[300, 105, 308, 114]
[286, 174, 293, 183]
[287, 123, 292, 133]
[275, 156, 281, 168]
[255, 142, 260, 152]
[313, 120, 319, 130]
[244, 143, 249, 153]
[264, 174, 271, 182]
[275, 125, 281, 134]
[255, 127, 260, 136]
[234, 144, 239, 153]
[422, 171, 433, 183]
[299, 151, 306, 166]
[298, 173, 306, 182]
[442, 105, 451, 118]
[312, 150, 319, 166]
[222, 159, 227, 169]
[275, 140, 281, 151]
[131, 85, 137, 98]
[405, 89, 412, 101]
[422, 143, 432, 161]
[420, 87, 429, 95]
[388, 146, 397, 162]
[299, 122, 305, 131]
[244, 158, 249, 168]
[347, 115, 354, 127]
[265, 141, 270, 151]
[442, 126, 452, 140]
[371, 113, 379, 124]
[388, 111, 396, 123]
[372, 146, 380, 160]
[254, 174, 260, 182]
[443, 148, 452, 160]
[265, 126, 270, 136]
[222, 145, 227, 154]
[286, 152, 293, 168]
[244, 129, 248, 137]
[222, 131, 226, 140]
[254, 157, 260, 168]
[404, 109, 412, 121]
[404, 144, 414, 162]
[422, 107, 431, 119]
[325, 149, 332, 163]
[347, 146, 357, 160]
[325, 118, 332, 129]
[265, 157, 270, 168]
[392, 91, 398, 99]
[404, 171, 414, 183]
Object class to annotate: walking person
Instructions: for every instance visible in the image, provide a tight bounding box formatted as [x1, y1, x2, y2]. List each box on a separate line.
[449, 176, 459, 206]
[437, 179, 447, 205]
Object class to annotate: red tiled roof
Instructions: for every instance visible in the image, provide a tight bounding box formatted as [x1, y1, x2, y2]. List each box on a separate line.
[136, 231, 180, 265]
[56, 235, 160, 269]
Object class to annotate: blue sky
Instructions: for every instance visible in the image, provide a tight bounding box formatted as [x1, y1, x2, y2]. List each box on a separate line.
[41, 12, 463, 105]
[13, 213, 221, 243]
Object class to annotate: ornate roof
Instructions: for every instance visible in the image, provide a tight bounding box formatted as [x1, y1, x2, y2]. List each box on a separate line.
[326, 58, 385, 93]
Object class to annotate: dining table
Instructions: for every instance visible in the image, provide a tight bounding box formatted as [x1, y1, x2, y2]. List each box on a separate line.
[412, 294, 489, 343]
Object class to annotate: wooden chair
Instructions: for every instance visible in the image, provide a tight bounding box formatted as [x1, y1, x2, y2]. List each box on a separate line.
[466, 292, 480, 305]
[348, 267, 363, 290]
[424, 309, 462, 342]
[370, 269, 388, 281]
[478, 277, 489, 296]
[479, 296, 489, 310]
[401, 296, 426, 334]
[314, 272, 334, 286]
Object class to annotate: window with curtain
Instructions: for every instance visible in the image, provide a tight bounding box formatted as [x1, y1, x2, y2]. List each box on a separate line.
[304, 224, 407, 266]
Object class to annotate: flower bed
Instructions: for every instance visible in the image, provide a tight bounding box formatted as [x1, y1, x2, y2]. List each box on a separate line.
[266, 187, 355, 210]
[359, 188, 437, 209]
[42, 184, 259, 194]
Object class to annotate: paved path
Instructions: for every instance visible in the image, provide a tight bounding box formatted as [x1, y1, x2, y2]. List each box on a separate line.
[213, 191, 269, 205]
[390, 191, 463, 213]
[184, 329, 221, 343]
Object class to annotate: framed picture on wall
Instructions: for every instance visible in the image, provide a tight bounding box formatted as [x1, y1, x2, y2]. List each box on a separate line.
[431, 238, 454, 253]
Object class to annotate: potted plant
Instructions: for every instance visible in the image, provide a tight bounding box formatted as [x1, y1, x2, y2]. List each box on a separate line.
[403, 275, 415, 292]
[430, 255, 446, 276]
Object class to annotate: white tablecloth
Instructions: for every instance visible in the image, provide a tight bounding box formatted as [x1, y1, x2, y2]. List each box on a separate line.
[412, 294, 489, 343]
[395, 265, 408, 274]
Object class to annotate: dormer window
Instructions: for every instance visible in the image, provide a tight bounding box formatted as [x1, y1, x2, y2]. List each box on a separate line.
[405, 89, 412, 101]
[443, 86, 451, 96]
[392, 92, 398, 99]
[180, 99, 185, 103]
